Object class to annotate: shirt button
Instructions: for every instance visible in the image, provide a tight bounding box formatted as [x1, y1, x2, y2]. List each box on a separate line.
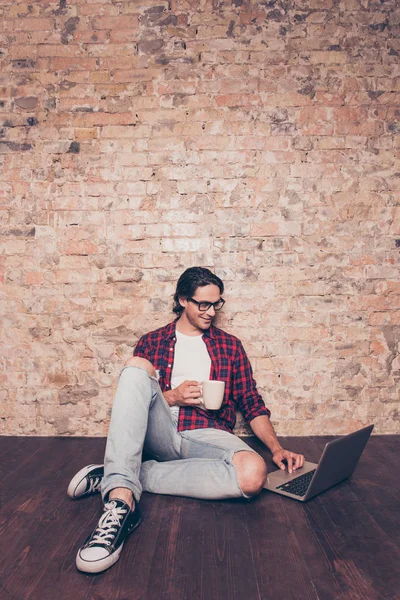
[169, 348, 173, 351]
[168, 364, 171, 367]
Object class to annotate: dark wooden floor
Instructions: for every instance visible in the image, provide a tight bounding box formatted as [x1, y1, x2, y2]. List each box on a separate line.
[0, 435, 399, 600]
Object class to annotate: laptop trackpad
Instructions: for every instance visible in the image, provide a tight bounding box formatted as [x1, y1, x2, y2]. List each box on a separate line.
[263, 460, 318, 490]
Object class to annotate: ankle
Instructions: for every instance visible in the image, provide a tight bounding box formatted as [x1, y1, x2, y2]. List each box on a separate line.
[109, 487, 135, 510]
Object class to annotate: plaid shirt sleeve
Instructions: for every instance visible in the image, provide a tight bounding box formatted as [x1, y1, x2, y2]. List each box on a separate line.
[232, 340, 271, 424]
[131, 324, 173, 390]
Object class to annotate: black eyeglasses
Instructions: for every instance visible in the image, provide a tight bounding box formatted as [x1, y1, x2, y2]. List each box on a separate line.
[187, 297, 225, 312]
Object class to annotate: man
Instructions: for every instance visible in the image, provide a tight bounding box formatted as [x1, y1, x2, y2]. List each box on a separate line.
[68, 267, 304, 574]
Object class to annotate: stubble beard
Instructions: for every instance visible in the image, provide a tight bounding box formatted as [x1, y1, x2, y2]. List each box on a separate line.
[189, 313, 213, 332]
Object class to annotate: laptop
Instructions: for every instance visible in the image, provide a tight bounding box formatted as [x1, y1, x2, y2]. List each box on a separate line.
[263, 424, 374, 502]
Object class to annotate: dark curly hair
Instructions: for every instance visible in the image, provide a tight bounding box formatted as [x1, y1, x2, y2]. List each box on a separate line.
[172, 267, 224, 315]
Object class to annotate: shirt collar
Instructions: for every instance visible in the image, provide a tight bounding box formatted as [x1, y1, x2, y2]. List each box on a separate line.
[164, 320, 178, 340]
[165, 320, 217, 340]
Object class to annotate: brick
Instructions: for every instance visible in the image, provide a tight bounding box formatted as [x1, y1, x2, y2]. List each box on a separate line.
[161, 238, 211, 252]
[100, 124, 151, 139]
[74, 127, 98, 140]
[23, 272, 44, 285]
[250, 221, 302, 237]
[308, 51, 347, 64]
[78, 3, 121, 16]
[92, 16, 140, 30]
[177, 180, 208, 194]
[215, 94, 262, 108]
[12, 18, 55, 31]
[104, 62, 153, 77]
[74, 30, 110, 43]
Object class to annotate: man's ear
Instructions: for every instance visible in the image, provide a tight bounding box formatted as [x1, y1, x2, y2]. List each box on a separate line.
[178, 297, 187, 309]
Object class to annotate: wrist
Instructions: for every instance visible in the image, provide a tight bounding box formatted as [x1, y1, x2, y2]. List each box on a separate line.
[164, 389, 177, 406]
[271, 445, 284, 456]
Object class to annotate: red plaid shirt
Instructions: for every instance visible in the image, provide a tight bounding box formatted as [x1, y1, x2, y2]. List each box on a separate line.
[133, 320, 270, 433]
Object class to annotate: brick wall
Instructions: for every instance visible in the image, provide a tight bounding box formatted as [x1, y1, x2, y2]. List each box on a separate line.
[0, 0, 399, 436]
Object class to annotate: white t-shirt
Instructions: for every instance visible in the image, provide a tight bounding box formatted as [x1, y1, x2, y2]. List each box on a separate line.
[170, 330, 211, 421]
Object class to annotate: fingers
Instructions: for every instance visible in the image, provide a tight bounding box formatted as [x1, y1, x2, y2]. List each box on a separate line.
[183, 385, 201, 399]
[287, 452, 305, 474]
[184, 398, 202, 405]
[181, 381, 201, 396]
[272, 452, 286, 471]
[275, 450, 305, 474]
[293, 453, 305, 469]
[175, 381, 202, 405]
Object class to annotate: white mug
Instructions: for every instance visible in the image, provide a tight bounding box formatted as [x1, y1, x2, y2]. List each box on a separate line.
[202, 380, 225, 410]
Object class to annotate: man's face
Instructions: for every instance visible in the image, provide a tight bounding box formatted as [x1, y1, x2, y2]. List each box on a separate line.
[179, 284, 222, 332]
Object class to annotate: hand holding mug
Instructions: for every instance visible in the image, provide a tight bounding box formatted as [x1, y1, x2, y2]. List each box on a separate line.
[165, 380, 202, 407]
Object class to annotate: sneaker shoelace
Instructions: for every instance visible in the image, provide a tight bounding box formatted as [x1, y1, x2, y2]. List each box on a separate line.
[87, 476, 102, 494]
[90, 501, 128, 547]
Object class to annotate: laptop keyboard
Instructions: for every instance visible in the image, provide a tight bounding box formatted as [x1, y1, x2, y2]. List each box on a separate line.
[277, 469, 316, 497]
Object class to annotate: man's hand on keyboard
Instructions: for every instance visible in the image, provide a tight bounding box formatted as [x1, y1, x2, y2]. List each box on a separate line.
[272, 448, 305, 474]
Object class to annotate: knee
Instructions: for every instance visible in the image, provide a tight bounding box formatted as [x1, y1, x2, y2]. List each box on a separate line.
[124, 356, 157, 378]
[233, 451, 268, 498]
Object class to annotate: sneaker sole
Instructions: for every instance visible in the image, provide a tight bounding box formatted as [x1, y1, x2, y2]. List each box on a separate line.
[75, 517, 142, 574]
[76, 542, 124, 574]
[67, 464, 103, 499]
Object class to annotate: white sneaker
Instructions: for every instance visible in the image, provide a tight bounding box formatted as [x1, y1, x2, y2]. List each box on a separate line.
[67, 464, 104, 499]
[76, 499, 141, 573]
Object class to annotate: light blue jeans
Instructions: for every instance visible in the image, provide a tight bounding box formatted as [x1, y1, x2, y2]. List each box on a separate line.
[101, 366, 258, 503]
